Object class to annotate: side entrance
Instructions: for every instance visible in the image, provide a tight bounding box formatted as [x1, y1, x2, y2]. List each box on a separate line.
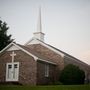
[6, 62, 19, 81]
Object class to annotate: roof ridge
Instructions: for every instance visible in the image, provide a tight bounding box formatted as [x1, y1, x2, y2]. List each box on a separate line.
[25, 39, 89, 66]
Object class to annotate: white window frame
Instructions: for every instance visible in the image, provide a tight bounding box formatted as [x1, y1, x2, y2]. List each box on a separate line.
[45, 64, 49, 77]
[6, 62, 19, 81]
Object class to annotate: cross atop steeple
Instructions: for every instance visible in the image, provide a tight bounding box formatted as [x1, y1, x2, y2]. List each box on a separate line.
[33, 6, 45, 42]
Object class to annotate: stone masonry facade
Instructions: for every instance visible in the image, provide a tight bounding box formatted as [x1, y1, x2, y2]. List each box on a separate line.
[0, 50, 37, 85]
[26, 44, 65, 81]
[0, 48, 59, 85]
[0, 43, 90, 85]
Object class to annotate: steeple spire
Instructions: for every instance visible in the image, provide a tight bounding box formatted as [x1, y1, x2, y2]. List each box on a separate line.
[37, 6, 42, 32]
[24, 7, 45, 45]
[33, 6, 45, 42]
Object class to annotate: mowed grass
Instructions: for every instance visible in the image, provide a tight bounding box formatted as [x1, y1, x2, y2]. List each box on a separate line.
[0, 85, 90, 90]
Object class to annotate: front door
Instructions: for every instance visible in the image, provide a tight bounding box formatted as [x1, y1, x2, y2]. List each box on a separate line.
[6, 62, 19, 81]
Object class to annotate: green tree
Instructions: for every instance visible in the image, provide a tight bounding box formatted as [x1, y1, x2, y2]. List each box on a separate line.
[0, 19, 13, 51]
[60, 64, 85, 85]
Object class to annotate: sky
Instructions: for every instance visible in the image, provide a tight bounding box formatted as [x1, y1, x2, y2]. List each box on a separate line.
[0, 0, 90, 64]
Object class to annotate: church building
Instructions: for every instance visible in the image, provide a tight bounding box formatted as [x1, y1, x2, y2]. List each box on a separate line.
[0, 8, 90, 85]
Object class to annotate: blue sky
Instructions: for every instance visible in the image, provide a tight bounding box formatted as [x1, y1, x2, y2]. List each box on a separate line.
[0, 0, 90, 64]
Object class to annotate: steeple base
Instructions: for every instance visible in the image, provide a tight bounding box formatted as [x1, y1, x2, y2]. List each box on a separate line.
[33, 32, 45, 42]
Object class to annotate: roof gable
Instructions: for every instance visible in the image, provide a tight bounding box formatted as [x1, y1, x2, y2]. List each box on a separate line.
[7, 44, 20, 51]
[25, 38, 90, 66]
[0, 42, 56, 65]
[25, 38, 64, 57]
[25, 37, 42, 45]
[0, 42, 38, 60]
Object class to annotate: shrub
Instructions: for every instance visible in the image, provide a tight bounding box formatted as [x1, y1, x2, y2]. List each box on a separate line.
[60, 64, 85, 85]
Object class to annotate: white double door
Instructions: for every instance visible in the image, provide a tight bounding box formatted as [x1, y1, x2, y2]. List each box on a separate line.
[6, 62, 19, 81]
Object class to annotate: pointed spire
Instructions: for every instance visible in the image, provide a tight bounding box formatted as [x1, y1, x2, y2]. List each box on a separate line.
[24, 6, 45, 45]
[37, 6, 42, 32]
[33, 6, 45, 42]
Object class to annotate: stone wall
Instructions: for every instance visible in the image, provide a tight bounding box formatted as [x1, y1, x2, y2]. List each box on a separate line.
[0, 50, 37, 85]
[36, 61, 56, 85]
[27, 44, 65, 81]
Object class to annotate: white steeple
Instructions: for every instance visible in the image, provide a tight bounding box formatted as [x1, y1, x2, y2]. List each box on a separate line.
[24, 7, 45, 45]
[37, 6, 42, 32]
[33, 6, 45, 42]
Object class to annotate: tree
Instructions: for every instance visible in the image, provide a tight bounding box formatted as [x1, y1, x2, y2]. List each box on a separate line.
[60, 64, 85, 85]
[0, 19, 13, 51]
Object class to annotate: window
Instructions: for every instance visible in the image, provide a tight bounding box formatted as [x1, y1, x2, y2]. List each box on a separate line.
[8, 65, 12, 69]
[8, 65, 12, 79]
[45, 64, 49, 77]
[6, 62, 19, 81]
[14, 64, 18, 68]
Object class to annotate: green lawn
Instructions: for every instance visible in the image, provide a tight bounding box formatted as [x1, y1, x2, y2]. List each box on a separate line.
[0, 85, 90, 90]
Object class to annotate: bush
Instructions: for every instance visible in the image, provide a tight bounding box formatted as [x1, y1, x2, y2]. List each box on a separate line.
[60, 64, 85, 85]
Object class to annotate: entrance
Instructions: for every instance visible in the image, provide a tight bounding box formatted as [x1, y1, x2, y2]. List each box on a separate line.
[6, 62, 19, 81]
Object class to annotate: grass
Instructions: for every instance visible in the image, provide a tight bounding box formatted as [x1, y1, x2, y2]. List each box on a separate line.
[0, 85, 90, 90]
